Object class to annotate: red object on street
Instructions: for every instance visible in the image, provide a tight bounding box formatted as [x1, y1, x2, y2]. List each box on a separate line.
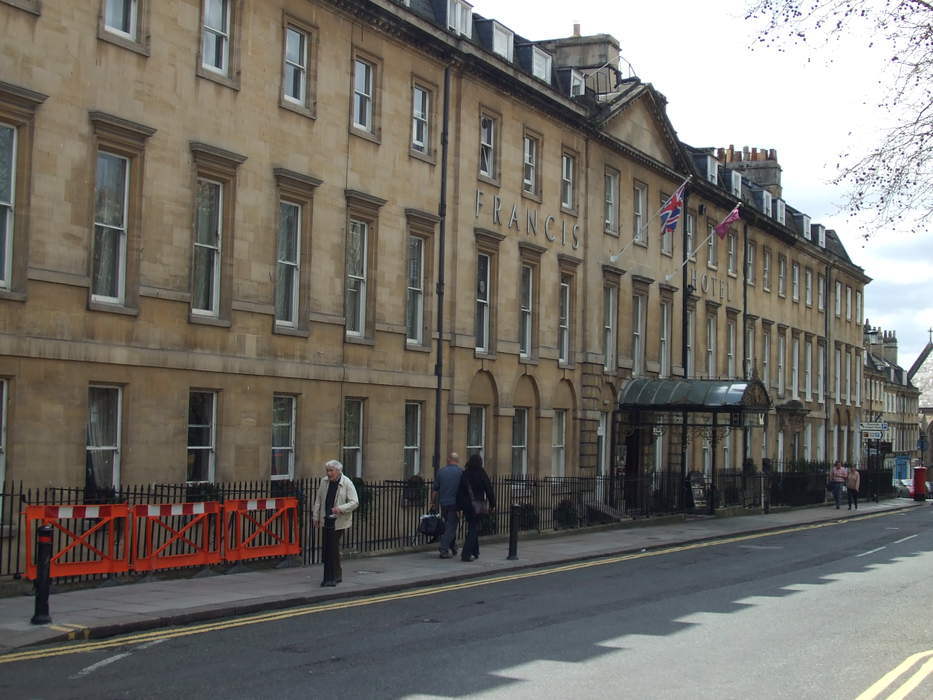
[132, 501, 223, 572]
[913, 466, 927, 501]
[223, 497, 300, 562]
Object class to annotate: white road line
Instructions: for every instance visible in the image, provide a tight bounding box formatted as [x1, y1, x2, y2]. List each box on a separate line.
[894, 534, 918, 544]
[69, 652, 131, 680]
[857, 546, 887, 558]
[135, 639, 166, 650]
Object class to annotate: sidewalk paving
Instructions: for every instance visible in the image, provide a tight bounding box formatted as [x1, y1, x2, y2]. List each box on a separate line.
[0, 499, 923, 653]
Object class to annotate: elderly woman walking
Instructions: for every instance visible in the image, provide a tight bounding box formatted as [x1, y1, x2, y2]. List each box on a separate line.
[312, 459, 359, 587]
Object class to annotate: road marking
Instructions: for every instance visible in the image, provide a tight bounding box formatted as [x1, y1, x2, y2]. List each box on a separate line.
[856, 546, 886, 558]
[856, 650, 933, 700]
[0, 509, 903, 666]
[894, 534, 918, 544]
[69, 652, 131, 680]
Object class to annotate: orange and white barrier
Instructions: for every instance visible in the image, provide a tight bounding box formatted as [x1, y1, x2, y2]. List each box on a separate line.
[131, 501, 222, 572]
[223, 497, 300, 562]
[24, 504, 131, 580]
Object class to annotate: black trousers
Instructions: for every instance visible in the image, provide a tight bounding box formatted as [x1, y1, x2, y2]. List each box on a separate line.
[322, 524, 345, 583]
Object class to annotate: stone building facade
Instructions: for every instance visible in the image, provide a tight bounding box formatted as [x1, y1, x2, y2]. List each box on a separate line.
[0, 0, 868, 490]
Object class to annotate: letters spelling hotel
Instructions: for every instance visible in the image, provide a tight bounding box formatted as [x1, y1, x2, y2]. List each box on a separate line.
[0, 0, 882, 491]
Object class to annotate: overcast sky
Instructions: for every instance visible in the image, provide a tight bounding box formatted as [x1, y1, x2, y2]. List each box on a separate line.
[469, 0, 933, 366]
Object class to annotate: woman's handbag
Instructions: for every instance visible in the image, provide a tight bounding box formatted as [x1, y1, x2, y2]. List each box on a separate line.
[465, 479, 489, 515]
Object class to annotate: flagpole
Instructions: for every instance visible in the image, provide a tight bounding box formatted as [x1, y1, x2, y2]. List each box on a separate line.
[662, 203, 740, 281]
[608, 175, 692, 263]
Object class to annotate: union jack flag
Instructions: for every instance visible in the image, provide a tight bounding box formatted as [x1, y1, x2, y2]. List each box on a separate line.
[658, 180, 688, 235]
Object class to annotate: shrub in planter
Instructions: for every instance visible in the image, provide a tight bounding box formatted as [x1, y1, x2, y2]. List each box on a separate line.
[403, 474, 426, 506]
[350, 476, 372, 515]
[553, 499, 577, 529]
[517, 503, 538, 531]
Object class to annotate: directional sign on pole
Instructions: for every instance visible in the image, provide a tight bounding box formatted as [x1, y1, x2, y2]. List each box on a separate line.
[863, 430, 883, 440]
[861, 422, 888, 432]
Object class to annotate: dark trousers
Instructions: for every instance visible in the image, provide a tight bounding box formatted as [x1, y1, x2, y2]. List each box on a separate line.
[462, 514, 480, 560]
[848, 488, 859, 509]
[439, 506, 459, 553]
[322, 524, 344, 583]
[831, 482, 843, 508]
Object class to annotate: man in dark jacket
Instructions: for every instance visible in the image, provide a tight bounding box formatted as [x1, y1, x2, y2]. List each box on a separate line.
[431, 452, 462, 558]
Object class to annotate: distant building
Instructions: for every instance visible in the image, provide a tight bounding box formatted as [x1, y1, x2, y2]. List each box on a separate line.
[907, 332, 933, 467]
[0, 0, 867, 494]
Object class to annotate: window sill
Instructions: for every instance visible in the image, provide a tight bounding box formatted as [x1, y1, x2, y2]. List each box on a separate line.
[409, 148, 436, 166]
[345, 333, 375, 346]
[405, 341, 432, 353]
[521, 190, 542, 204]
[196, 65, 240, 91]
[727, 271, 737, 278]
[707, 264, 718, 271]
[558, 361, 574, 370]
[273, 324, 310, 338]
[560, 205, 578, 218]
[477, 174, 500, 188]
[603, 228, 619, 237]
[279, 98, 316, 121]
[518, 356, 538, 367]
[633, 240, 648, 249]
[474, 349, 496, 360]
[350, 126, 381, 145]
[189, 313, 231, 328]
[0, 289, 26, 302]
[661, 250, 673, 259]
[1, 0, 40, 15]
[97, 28, 150, 56]
[89, 300, 139, 316]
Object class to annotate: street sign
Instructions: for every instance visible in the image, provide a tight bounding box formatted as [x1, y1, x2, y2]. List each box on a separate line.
[861, 422, 888, 432]
[863, 430, 883, 440]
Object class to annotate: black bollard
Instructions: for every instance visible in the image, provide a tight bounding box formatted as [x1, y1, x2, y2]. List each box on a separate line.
[31, 524, 53, 625]
[321, 516, 338, 587]
[507, 504, 519, 560]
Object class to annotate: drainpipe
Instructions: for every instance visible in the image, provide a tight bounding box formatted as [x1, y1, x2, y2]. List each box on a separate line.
[432, 63, 452, 476]
[680, 189, 691, 510]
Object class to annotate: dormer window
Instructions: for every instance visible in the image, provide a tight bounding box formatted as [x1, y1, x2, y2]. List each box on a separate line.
[532, 46, 552, 82]
[492, 22, 513, 61]
[570, 70, 585, 97]
[818, 226, 826, 248]
[447, 0, 472, 38]
[757, 190, 772, 216]
[800, 214, 811, 239]
[730, 170, 741, 198]
[705, 155, 718, 184]
[774, 199, 786, 225]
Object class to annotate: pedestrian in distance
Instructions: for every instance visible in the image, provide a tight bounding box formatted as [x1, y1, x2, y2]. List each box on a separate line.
[847, 464, 861, 510]
[457, 453, 496, 562]
[312, 459, 359, 586]
[829, 460, 847, 510]
[431, 451, 462, 559]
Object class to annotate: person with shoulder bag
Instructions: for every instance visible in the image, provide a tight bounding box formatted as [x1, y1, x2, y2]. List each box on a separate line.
[457, 454, 496, 562]
[846, 465, 861, 510]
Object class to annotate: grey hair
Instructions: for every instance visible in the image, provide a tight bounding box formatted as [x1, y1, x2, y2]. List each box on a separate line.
[325, 459, 344, 472]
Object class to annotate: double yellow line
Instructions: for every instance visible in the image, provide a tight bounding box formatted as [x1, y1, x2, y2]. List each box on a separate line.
[0, 511, 896, 666]
[856, 651, 933, 699]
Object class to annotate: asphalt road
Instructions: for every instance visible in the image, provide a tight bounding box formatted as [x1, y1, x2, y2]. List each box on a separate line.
[3, 508, 933, 699]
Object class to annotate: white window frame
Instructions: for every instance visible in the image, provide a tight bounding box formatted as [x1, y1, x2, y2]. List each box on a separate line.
[0, 123, 14, 289]
[411, 84, 429, 153]
[403, 401, 422, 477]
[633, 182, 647, 243]
[791, 262, 800, 301]
[778, 256, 787, 297]
[744, 325, 755, 379]
[491, 22, 513, 61]
[475, 252, 490, 352]
[531, 46, 551, 82]
[558, 275, 570, 365]
[818, 344, 825, 403]
[342, 398, 364, 479]
[818, 274, 825, 311]
[706, 316, 717, 379]
[275, 200, 301, 327]
[804, 268, 812, 306]
[92, 150, 129, 304]
[762, 249, 771, 291]
[467, 405, 485, 459]
[447, 0, 472, 37]
[271, 394, 296, 480]
[745, 242, 756, 285]
[551, 409, 566, 477]
[187, 390, 216, 484]
[201, 0, 230, 76]
[762, 331, 771, 388]
[192, 177, 222, 317]
[834, 347, 841, 401]
[846, 286, 852, 320]
[632, 293, 646, 376]
[835, 280, 842, 316]
[560, 152, 575, 209]
[511, 407, 528, 477]
[855, 291, 862, 324]
[777, 334, 786, 397]
[406, 235, 425, 345]
[727, 232, 737, 274]
[104, 0, 138, 40]
[603, 285, 616, 372]
[804, 339, 813, 401]
[522, 135, 538, 194]
[479, 114, 496, 179]
[705, 155, 718, 184]
[775, 199, 786, 225]
[791, 336, 800, 399]
[569, 70, 585, 97]
[283, 24, 308, 106]
[727, 318, 736, 378]
[659, 301, 671, 378]
[846, 350, 852, 404]
[345, 219, 368, 337]
[86, 385, 122, 490]
[604, 168, 619, 234]
[706, 223, 717, 268]
[686, 308, 695, 377]
[519, 263, 533, 358]
[686, 212, 695, 260]
[730, 170, 742, 197]
[352, 58, 374, 132]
